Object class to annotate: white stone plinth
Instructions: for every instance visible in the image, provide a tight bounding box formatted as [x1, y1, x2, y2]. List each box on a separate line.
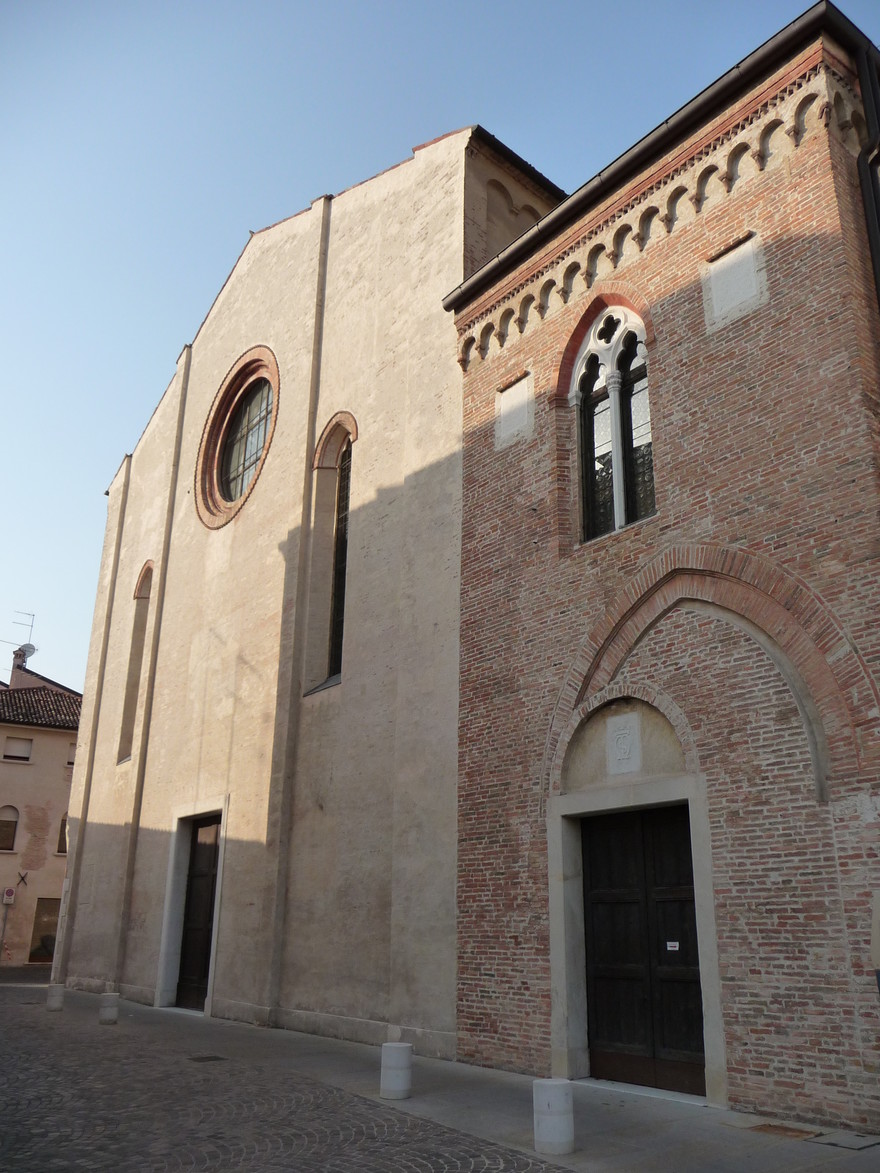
[46, 983, 65, 1012]
[533, 1078, 574, 1156]
[380, 1041, 413, 1099]
[98, 991, 119, 1025]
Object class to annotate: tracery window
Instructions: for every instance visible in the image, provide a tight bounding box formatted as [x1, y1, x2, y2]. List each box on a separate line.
[572, 308, 655, 541]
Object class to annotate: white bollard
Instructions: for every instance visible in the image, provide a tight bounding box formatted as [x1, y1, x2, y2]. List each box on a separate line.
[46, 983, 65, 1012]
[98, 991, 119, 1025]
[380, 1041, 413, 1099]
[533, 1077, 575, 1156]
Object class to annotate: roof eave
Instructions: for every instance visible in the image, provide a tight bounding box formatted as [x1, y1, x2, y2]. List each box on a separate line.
[444, 1, 878, 315]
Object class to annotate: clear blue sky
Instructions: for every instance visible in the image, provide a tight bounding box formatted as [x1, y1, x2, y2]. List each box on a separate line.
[3, 0, 879, 691]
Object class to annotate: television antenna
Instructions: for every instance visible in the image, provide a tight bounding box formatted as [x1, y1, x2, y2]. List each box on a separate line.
[0, 612, 37, 656]
[13, 612, 35, 643]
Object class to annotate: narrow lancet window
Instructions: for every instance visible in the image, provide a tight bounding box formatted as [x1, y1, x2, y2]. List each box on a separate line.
[118, 563, 152, 762]
[327, 440, 352, 678]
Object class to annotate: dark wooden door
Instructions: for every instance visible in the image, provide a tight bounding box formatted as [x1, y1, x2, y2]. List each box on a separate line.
[582, 805, 705, 1094]
[176, 815, 221, 1010]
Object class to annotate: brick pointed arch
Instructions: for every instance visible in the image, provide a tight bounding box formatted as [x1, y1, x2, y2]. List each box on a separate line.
[313, 411, 358, 470]
[134, 560, 154, 600]
[552, 285, 656, 403]
[549, 681, 701, 798]
[542, 544, 880, 796]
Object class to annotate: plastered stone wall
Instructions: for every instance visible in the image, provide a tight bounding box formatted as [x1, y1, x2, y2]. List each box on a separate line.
[455, 38, 880, 1128]
[63, 128, 562, 1053]
[463, 145, 560, 279]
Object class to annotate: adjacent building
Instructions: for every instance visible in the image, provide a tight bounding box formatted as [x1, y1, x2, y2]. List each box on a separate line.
[57, 1, 880, 1133]
[1, 647, 81, 966]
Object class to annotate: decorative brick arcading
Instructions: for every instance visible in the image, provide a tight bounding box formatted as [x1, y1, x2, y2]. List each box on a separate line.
[456, 46, 865, 369]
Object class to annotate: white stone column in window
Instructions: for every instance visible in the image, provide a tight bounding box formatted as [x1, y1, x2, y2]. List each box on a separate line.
[605, 370, 626, 530]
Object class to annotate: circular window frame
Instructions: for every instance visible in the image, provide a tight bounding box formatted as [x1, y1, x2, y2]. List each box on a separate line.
[195, 346, 280, 529]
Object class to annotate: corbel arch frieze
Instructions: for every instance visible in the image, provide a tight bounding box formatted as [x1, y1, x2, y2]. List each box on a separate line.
[458, 335, 476, 370]
[496, 307, 517, 348]
[537, 278, 557, 319]
[540, 545, 880, 802]
[559, 262, 581, 305]
[458, 57, 862, 368]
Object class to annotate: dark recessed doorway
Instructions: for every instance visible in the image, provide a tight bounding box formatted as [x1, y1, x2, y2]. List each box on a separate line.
[176, 814, 221, 1011]
[582, 804, 705, 1095]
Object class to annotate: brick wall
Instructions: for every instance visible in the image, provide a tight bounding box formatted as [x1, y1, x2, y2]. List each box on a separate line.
[456, 41, 880, 1129]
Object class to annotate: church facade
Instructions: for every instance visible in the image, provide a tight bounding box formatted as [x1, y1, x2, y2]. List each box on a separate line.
[59, 3, 880, 1132]
[57, 125, 561, 1057]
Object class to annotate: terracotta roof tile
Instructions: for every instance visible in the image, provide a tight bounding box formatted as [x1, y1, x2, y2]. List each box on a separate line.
[0, 687, 81, 730]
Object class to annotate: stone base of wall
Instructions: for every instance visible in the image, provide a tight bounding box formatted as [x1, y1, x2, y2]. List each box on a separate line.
[270, 1004, 456, 1060]
[210, 996, 271, 1027]
[119, 982, 155, 1006]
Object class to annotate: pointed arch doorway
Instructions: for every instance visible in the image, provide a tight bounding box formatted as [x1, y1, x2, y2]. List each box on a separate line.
[547, 696, 727, 1105]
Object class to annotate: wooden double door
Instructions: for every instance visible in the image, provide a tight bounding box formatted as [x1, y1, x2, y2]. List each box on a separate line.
[582, 805, 705, 1094]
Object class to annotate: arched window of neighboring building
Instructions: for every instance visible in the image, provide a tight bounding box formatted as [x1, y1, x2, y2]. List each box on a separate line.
[571, 307, 654, 541]
[305, 413, 358, 691]
[117, 561, 153, 763]
[0, 805, 20, 851]
[57, 812, 68, 855]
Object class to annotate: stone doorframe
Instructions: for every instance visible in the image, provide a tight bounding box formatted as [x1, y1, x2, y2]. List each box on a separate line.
[155, 792, 229, 1014]
[546, 773, 728, 1107]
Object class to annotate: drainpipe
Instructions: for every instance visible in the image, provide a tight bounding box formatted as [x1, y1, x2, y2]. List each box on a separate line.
[112, 345, 192, 989]
[52, 455, 132, 985]
[265, 195, 333, 1022]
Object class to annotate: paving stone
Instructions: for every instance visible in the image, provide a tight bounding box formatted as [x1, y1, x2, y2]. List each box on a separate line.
[0, 985, 565, 1172]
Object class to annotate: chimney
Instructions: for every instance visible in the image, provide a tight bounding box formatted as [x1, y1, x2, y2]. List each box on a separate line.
[9, 645, 35, 689]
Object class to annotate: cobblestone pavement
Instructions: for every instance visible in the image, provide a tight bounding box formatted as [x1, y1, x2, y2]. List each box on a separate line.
[0, 983, 567, 1172]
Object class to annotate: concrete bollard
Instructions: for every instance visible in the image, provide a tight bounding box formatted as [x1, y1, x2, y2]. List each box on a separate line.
[533, 1078, 575, 1156]
[380, 1041, 413, 1099]
[46, 983, 65, 1012]
[98, 991, 119, 1025]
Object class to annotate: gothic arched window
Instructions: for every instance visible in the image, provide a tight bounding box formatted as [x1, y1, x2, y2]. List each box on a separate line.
[571, 308, 655, 541]
[305, 412, 358, 691]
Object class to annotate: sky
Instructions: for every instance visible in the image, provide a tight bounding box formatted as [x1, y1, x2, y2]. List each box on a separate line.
[3, 0, 880, 692]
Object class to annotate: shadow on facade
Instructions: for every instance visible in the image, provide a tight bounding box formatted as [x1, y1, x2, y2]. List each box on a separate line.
[59, 200, 880, 1128]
